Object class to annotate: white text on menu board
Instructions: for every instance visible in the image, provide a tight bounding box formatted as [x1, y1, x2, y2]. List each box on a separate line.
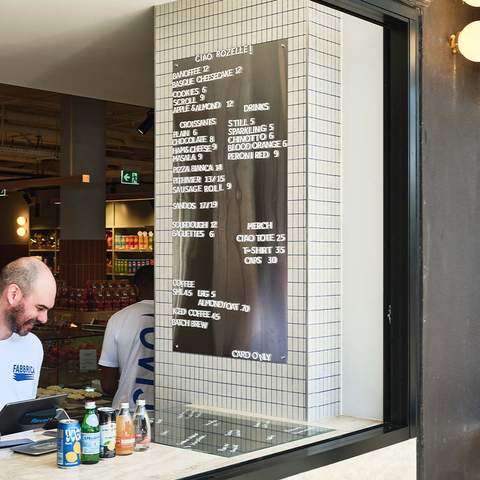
[171, 43, 287, 339]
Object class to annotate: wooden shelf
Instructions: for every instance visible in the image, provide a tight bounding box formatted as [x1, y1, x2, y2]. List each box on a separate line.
[113, 249, 153, 253]
[31, 228, 60, 231]
[30, 248, 59, 252]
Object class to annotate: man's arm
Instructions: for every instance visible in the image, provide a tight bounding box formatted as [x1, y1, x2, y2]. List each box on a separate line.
[98, 313, 119, 396]
[100, 366, 119, 396]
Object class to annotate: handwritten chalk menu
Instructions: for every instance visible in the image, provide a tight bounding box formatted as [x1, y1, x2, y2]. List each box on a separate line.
[172, 40, 288, 363]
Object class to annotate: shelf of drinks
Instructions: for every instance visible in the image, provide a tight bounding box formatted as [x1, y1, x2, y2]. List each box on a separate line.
[107, 249, 153, 253]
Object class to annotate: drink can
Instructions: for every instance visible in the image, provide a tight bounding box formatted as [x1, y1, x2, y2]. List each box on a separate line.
[57, 419, 81, 468]
[98, 407, 116, 458]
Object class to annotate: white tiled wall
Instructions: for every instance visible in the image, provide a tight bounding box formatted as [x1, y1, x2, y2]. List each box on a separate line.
[154, 0, 342, 422]
[306, 2, 342, 421]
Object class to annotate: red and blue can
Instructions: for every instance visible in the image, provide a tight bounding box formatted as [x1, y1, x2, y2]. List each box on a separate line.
[57, 419, 81, 468]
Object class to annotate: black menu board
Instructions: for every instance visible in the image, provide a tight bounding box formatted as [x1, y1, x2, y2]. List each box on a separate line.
[172, 40, 288, 363]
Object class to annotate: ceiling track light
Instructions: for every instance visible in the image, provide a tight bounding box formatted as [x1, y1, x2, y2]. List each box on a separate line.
[137, 109, 154, 135]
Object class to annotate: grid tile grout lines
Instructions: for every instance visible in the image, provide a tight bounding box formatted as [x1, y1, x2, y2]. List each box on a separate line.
[154, 0, 342, 423]
[307, 2, 342, 421]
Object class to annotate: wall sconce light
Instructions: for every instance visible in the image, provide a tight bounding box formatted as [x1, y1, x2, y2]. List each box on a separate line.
[463, 0, 480, 6]
[16, 216, 28, 237]
[449, 21, 480, 61]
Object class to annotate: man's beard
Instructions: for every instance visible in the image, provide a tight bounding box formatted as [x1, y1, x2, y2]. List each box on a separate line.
[6, 304, 37, 336]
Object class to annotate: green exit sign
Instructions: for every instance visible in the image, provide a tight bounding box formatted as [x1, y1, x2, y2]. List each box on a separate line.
[121, 170, 140, 185]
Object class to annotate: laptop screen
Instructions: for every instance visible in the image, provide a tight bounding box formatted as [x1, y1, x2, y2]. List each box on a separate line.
[0, 395, 67, 435]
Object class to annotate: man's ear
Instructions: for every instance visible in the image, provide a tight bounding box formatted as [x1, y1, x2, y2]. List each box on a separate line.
[6, 284, 23, 306]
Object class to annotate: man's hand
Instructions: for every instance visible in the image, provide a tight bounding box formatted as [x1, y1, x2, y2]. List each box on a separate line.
[100, 366, 119, 396]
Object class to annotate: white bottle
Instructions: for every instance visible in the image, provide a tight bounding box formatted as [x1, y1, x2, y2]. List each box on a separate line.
[133, 399, 151, 451]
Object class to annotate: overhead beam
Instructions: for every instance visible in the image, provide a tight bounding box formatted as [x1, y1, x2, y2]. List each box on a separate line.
[0, 164, 57, 175]
[0, 114, 151, 139]
[0, 155, 151, 171]
[0, 145, 152, 163]
[0, 96, 60, 111]
[0, 145, 57, 158]
[0, 174, 90, 191]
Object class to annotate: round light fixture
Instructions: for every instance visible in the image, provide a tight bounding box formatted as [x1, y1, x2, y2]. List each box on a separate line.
[16, 216, 26, 226]
[16, 227, 26, 237]
[463, 0, 480, 6]
[451, 21, 480, 62]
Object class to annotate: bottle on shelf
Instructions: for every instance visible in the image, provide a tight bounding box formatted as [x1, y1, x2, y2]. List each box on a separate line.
[113, 230, 154, 251]
[80, 401, 100, 464]
[116, 403, 135, 455]
[133, 399, 151, 451]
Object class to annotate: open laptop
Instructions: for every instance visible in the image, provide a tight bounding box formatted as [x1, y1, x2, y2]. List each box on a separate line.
[0, 394, 67, 436]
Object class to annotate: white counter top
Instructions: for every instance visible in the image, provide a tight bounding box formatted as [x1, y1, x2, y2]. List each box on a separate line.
[3, 447, 216, 480]
[285, 439, 416, 480]
[0, 433, 223, 480]
[0, 435, 417, 480]
[0, 413, 382, 480]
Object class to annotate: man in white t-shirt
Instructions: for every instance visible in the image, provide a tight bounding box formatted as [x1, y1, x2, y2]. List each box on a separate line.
[0, 257, 57, 410]
[99, 265, 154, 410]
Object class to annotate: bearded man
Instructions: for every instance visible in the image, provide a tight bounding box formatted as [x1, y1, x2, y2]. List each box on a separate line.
[0, 257, 56, 410]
